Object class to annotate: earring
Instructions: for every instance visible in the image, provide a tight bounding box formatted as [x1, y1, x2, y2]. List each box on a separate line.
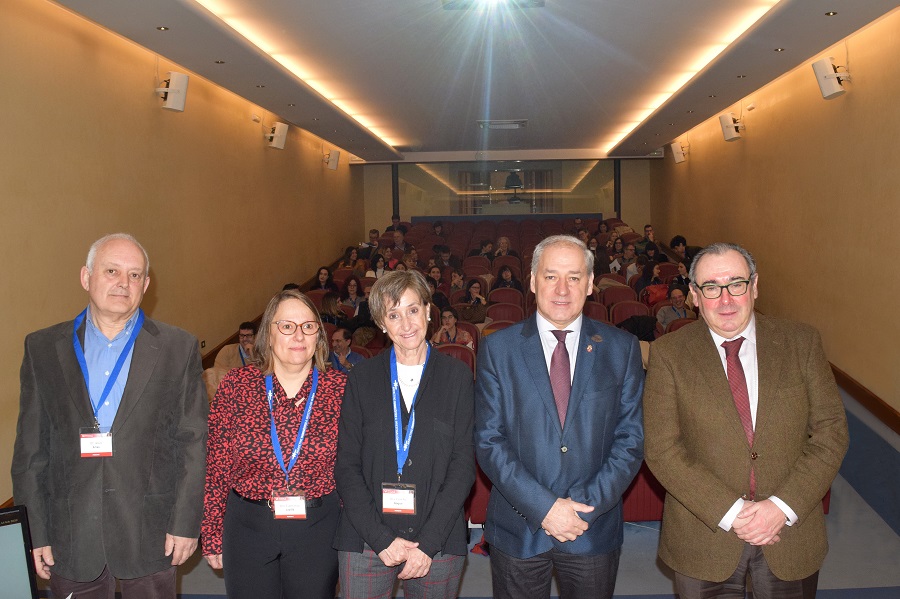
[382, 328, 387, 333]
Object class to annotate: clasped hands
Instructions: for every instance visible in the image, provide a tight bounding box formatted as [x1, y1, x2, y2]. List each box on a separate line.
[733, 499, 786, 546]
[378, 537, 432, 579]
[541, 497, 595, 542]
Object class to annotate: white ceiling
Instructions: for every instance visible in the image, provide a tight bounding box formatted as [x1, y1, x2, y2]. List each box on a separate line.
[51, 0, 900, 162]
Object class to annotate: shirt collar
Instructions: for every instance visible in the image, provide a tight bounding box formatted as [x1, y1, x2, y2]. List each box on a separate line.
[708, 313, 757, 347]
[85, 306, 141, 342]
[535, 311, 583, 336]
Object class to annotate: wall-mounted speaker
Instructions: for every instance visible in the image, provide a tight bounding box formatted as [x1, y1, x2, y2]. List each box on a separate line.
[268, 122, 288, 149]
[670, 142, 687, 163]
[325, 150, 340, 170]
[811, 56, 850, 100]
[157, 72, 189, 112]
[719, 113, 743, 142]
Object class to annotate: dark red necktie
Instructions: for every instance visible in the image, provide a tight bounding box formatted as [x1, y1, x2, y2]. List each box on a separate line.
[550, 330, 572, 427]
[722, 337, 756, 499]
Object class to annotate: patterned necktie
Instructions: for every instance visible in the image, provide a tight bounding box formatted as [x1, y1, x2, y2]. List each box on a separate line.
[550, 330, 572, 427]
[722, 337, 756, 499]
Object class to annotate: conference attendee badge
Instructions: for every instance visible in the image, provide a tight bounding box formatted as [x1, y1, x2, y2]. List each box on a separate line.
[272, 488, 307, 519]
[80, 427, 112, 457]
[381, 483, 416, 515]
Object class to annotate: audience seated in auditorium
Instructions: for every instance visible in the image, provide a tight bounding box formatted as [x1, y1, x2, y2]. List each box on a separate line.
[365, 254, 389, 279]
[611, 242, 637, 275]
[312, 266, 340, 292]
[426, 277, 451, 312]
[319, 292, 347, 326]
[669, 235, 695, 266]
[393, 261, 408, 271]
[449, 268, 466, 295]
[458, 278, 488, 323]
[627, 254, 648, 282]
[392, 229, 411, 253]
[634, 261, 662, 295]
[434, 244, 462, 269]
[337, 246, 362, 271]
[491, 265, 524, 292]
[403, 248, 422, 270]
[330, 327, 365, 374]
[384, 213, 407, 234]
[494, 236, 519, 258]
[644, 241, 668, 263]
[431, 306, 475, 349]
[432, 220, 446, 238]
[340, 275, 364, 311]
[672, 260, 690, 286]
[598, 221, 610, 235]
[576, 228, 591, 245]
[635, 223, 655, 253]
[468, 239, 495, 260]
[656, 284, 696, 329]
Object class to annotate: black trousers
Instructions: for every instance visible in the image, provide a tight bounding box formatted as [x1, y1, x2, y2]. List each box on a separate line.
[489, 545, 621, 599]
[222, 489, 340, 599]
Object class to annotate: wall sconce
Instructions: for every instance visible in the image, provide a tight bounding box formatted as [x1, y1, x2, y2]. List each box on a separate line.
[811, 56, 851, 100]
[267, 122, 288, 149]
[324, 150, 340, 170]
[155, 72, 189, 112]
[670, 142, 689, 163]
[719, 113, 744, 142]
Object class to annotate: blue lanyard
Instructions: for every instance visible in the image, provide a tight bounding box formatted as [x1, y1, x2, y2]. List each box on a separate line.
[239, 347, 247, 367]
[266, 369, 318, 486]
[72, 308, 144, 426]
[390, 344, 430, 479]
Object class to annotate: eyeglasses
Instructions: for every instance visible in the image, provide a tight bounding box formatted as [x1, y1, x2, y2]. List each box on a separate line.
[273, 320, 320, 336]
[695, 279, 752, 299]
[238, 333, 255, 340]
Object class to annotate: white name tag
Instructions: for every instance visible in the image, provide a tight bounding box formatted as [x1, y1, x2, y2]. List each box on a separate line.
[272, 489, 307, 520]
[382, 483, 416, 515]
[80, 428, 112, 458]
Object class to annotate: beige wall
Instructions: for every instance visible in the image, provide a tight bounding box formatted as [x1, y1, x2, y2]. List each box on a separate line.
[651, 9, 900, 407]
[0, 0, 361, 498]
[621, 160, 654, 231]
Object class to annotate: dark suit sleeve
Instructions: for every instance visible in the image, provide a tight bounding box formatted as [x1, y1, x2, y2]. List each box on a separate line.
[11, 335, 51, 547]
[770, 328, 848, 521]
[334, 370, 397, 554]
[167, 339, 210, 538]
[566, 335, 645, 521]
[415, 368, 475, 557]
[474, 336, 558, 532]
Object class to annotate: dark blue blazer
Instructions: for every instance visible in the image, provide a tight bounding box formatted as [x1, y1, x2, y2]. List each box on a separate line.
[474, 315, 644, 558]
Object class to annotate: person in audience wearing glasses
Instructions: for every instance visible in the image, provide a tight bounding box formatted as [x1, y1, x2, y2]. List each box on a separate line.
[341, 275, 364, 312]
[655, 285, 696, 330]
[643, 242, 848, 599]
[494, 236, 519, 258]
[468, 238, 495, 260]
[334, 270, 475, 599]
[330, 327, 365, 374]
[202, 290, 346, 599]
[635, 224, 655, 254]
[359, 228, 381, 260]
[12, 233, 208, 599]
[431, 306, 475, 350]
[458, 278, 488, 324]
[492, 265, 524, 292]
[215, 321, 258, 372]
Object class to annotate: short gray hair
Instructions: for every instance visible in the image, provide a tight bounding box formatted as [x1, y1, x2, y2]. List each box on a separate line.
[530, 235, 594, 277]
[368, 270, 432, 330]
[689, 242, 757, 285]
[86, 233, 150, 275]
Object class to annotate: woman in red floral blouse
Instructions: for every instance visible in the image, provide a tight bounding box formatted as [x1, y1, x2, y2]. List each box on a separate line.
[202, 289, 345, 598]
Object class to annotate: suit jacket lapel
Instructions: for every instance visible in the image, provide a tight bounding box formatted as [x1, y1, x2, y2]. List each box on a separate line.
[685, 322, 749, 445]
[566, 319, 598, 429]
[56, 320, 95, 427]
[112, 318, 161, 430]
[753, 314, 783, 442]
[520, 316, 562, 436]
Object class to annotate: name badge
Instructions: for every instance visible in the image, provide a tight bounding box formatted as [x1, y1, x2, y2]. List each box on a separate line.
[80, 427, 112, 457]
[272, 488, 307, 520]
[382, 483, 416, 515]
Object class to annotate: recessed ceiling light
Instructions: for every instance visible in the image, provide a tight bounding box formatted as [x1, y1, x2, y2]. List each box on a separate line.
[708, 95, 717, 98]
[288, 103, 295, 107]
[774, 48, 785, 52]
[687, 110, 694, 114]
[737, 75, 747, 78]
[156, 26, 169, 31]
[214, 60, 225, 64]
[255, 84, 265, 88]
[825, 11, 837, 16]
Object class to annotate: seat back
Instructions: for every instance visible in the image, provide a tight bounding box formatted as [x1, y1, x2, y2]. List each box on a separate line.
[488, 288, 524, 307]
[486, 303, 525, 322]
[435, 343, 477, 377]
[601, 285, 637, 308]
[610, 300, 650, 325]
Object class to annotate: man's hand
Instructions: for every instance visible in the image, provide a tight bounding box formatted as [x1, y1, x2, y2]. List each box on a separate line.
[32, 546, 54, 580]
[165, 534, 199, 566]
[205, 554, 223, 570]
[541, 498, 594, 542]
[397, 547, 432, 580]
[733, 499, 786, 546]
[378, 538, 418, 567]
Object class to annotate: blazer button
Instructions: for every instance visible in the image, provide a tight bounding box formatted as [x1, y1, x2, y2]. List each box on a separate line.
[750, 451, 758, 460]
[408, 527, 415, 533]
[560, 446, 568, 453]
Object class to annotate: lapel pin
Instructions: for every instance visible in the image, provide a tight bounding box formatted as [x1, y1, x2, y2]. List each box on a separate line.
[590, 334, 603, 343]
[586, 345, 593, 353]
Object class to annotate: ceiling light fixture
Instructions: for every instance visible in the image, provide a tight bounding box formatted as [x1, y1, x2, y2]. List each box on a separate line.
[156, 26, 169, 31]
[825, 11, 837, 16]
[477, 119, 527, 130]
[774, 48, 785, 52]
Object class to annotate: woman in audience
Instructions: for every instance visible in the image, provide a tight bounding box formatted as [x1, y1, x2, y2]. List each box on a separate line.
[634, 261, 662, 296]
[320, 292, 347, 326]
[338, 247, 361, 271]
[491, 265, 523, 292]
[598, 221, 610, 235]
[334, 270, 474, 599]
[493, 236, 519, 258]
[202, 289, 345, 599]
[365, 254, 388, 279]
[431, 306, 474, 349]
[673, 260, 690, 286]
[340, 276, 363, 311]
[458, 278, 487, 323]
[313, 266, 339, 293]
[644, 242, 669, 263]
[403, 249, 421, 270]
[394, 262, 408, 272]
[426, 277, 451, 312]
[448, 269, 466, 295]
[611, 237, 625, 261]
[432, 220, 446, 238]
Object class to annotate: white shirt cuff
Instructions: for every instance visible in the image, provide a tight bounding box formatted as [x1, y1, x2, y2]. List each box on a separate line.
[718, 498, 746, 531]
[768, 495, 798, 526]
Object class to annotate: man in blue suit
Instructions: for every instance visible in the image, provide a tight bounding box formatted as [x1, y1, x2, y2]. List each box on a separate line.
[475, 235, 644, 599]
